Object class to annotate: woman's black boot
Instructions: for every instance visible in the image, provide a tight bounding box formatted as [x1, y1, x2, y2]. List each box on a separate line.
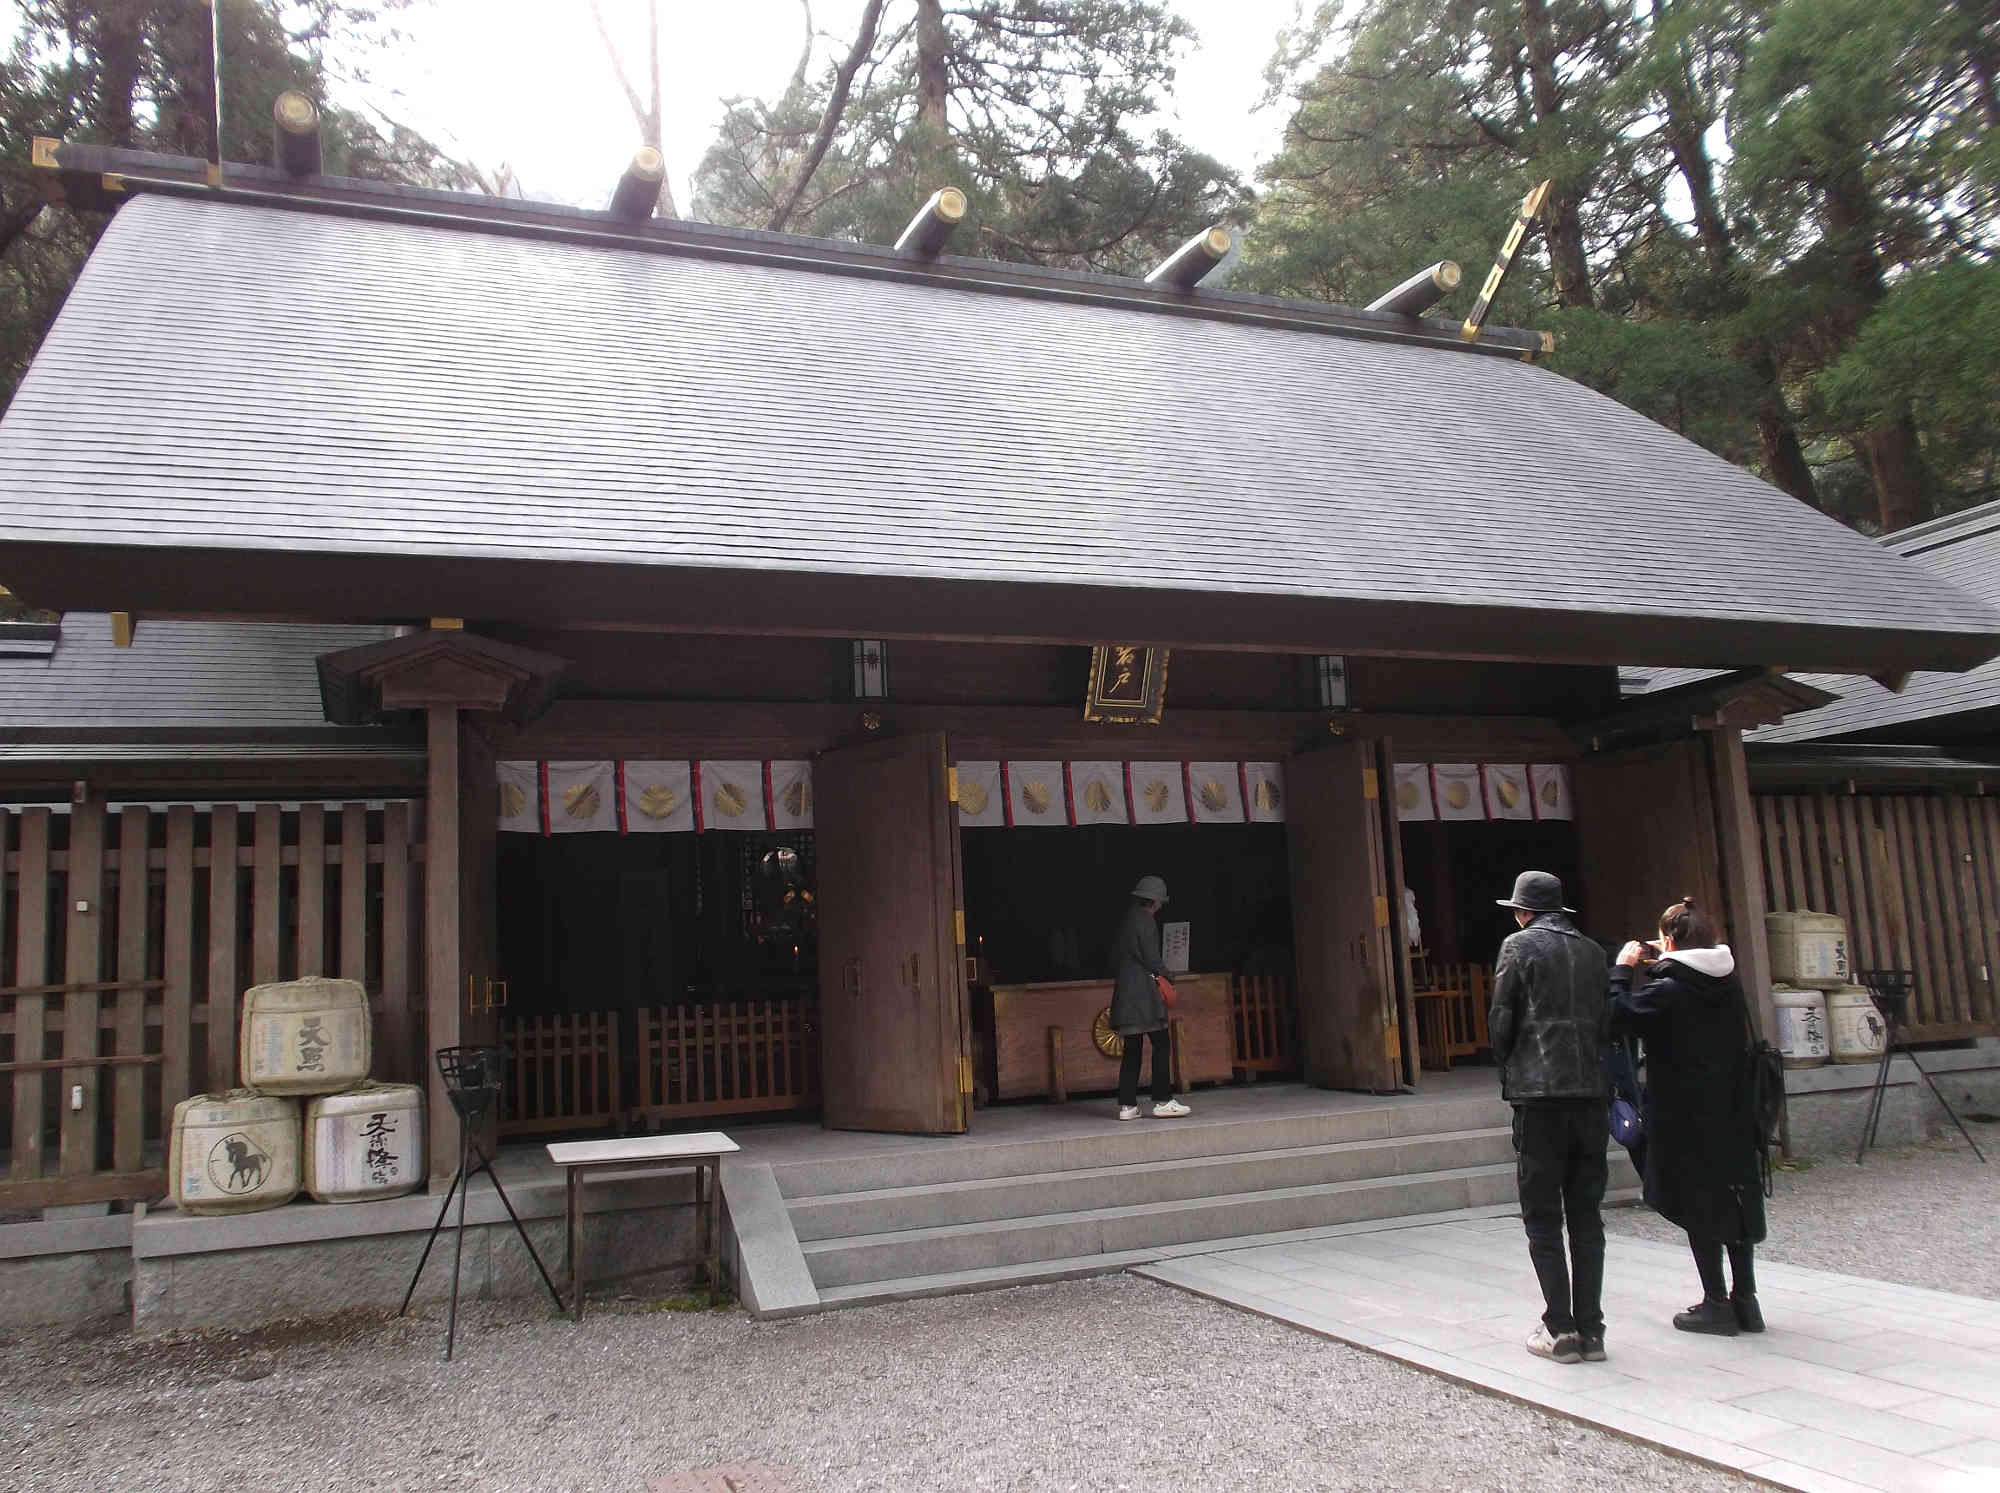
[1732, 1293, 1765, 1333]
[1673, 1297, 1741, 1336]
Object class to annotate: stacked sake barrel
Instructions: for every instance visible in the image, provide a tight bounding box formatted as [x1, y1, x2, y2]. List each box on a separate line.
[168, 976, 425, 1215]
[1765, 911, 1868, 1067]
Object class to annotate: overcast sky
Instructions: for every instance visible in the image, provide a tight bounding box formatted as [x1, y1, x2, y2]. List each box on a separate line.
[338, 0, 1306, 212]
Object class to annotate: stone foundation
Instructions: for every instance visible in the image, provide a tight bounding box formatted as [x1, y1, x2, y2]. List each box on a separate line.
[1784, 1042, 2000, 1157]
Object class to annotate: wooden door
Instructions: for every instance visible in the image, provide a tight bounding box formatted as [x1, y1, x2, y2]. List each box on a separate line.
[1573, 739, 1723, 951]
[1288, 739, 1402, 1092]
[1374, 739, 1421, 1088]
[815, 732, 969, 1133]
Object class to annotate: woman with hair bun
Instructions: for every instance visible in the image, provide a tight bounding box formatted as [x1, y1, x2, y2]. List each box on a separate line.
[1610, 896, 1768, 1335]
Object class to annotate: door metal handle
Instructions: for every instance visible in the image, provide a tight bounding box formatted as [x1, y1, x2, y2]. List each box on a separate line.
[843, 957, 862, 997]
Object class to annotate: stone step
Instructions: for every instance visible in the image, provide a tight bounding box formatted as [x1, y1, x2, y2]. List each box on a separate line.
[801, 1160, 1542, 1289]
[787, 1126, 1516, 1241]
[773, 1093, 1513, 1200]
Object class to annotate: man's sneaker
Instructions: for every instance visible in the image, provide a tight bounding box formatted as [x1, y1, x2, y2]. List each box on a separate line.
[1152, 1098, 1191, 1118]
[1526, 1325, 1582, 1364]
[1732, 1293, 1765, 1333]
[1117, 1105, 1142, 1122]
[1578, 1334, 1607, 1362]
[1673, 1298, 1741, 1336]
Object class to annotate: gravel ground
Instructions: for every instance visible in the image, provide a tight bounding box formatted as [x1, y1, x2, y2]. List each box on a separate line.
[1604, 1128, 2000, 1298]
[0, 1275, 1756, 1493]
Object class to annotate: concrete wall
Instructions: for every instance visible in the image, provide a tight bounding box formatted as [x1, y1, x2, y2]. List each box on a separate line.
[1784, 1043, 2000, 1158]
[0, 1212, 133, 1329]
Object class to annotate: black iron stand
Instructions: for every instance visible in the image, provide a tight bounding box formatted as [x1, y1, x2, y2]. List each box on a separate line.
[1855, 972, 1988, 1167]
[398, 1047, 565, 1359]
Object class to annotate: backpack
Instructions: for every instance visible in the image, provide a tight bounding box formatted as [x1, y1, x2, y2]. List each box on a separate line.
[1742, 997, 1786, 1196]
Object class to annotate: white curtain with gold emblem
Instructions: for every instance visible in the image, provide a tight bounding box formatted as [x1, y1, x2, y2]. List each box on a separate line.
[698, 761, 769, 831]
[544, 761, 618, 834]
[497, 761, 541, 833]
[1005, 761, 1067, 826]
[1431, 763, 1487, 822]
[1242, 762, 1286, 823]
[623, 760, 694, 833]
[1393, 763, 1436, 822]
[954, 761, 1005, 827]
[1482, 763, 1535, 821]
[1127, 761, 1189, 825]
[768, 760, 814, 829]
[1067, 761, 1129, 826]
[1186, 761, 1247, 824]
[1530, 763, 1574, 821]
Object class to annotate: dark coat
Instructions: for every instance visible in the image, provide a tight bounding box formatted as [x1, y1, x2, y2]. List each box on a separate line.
[1489, 912, 1610, 1103]
[1609, 953, 1767, 1244]
[1109, 900, 1170, 1035]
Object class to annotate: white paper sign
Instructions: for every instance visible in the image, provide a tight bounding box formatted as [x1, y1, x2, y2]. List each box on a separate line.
[1162, 920, 1191, 973]
[1393, 763, 1435, 822]
[1067, 761, 1130, 825]
[955, 761, 1005, 827]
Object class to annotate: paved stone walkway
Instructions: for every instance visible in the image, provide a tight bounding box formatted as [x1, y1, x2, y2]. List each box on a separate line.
[1137, 1215, 2000, 1493]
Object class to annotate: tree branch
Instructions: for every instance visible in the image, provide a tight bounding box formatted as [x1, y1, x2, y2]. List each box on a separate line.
[766, 0, 888, 232]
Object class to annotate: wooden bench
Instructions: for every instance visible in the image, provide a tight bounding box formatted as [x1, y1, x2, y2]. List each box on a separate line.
[544, 1131, 740, 1320]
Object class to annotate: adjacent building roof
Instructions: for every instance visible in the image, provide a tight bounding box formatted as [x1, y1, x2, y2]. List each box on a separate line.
[1, 187, 1997, 674]
[0, 611, 395, 730]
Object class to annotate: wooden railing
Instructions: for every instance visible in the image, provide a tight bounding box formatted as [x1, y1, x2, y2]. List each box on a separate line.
[1230, 974, 1295, 1076]
[499, 1012, 622, 1135]
[1, 801, 422, 1209]
[1757, 791, 2000, 1041]
[1412, 962, 1491, 1072]
[634, 997, 819, 1124]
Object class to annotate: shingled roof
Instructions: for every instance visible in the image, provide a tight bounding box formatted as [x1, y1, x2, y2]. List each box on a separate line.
[1, 187, 1996, 675]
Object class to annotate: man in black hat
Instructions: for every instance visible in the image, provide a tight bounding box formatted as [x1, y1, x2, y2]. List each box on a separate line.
[1490, 870, 1612, 1365]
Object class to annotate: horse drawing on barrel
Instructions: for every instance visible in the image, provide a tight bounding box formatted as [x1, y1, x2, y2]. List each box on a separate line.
[225, 1135, 268, 1191]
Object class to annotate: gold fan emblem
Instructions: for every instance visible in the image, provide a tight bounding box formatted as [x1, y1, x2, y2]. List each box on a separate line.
[1446, 781, 1472, 810]
[960, 780, 990, 816]
[1541, 776, 1561, 807]
[1143, 780, 1171, 813]
[499, 781, 527, 820]
[1396, 780, 1420, 812]
[563, 783, 601, 820]
[637, 784, 679, 819]
[1199, 780, 1230, 813]
[1497, 777, 1521, 809]
[1253, 778, 1281, 813]
[1021, 780, 1054, 816]
[782, 778, 811, 818]
[1082, 779, 1113, 814]
[1092, 1007, 1124, 1058]
[713, 780, 750, 818]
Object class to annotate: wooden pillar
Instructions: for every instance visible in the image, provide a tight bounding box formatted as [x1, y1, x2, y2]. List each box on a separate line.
[1709, 727, 1775, 1041]
[425, 704, 462, 1186]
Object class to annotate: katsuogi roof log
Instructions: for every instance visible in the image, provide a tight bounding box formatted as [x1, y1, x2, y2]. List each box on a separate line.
[895, 188, 967, 257]
[1145, 225, 1233, 290]
[272, 93, 322, 179]
[1367, 262, 1461, 318]
[608, 148, 666, 222]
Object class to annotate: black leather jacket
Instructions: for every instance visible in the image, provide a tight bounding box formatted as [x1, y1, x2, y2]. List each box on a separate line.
[1489, 912, 1610, 1103]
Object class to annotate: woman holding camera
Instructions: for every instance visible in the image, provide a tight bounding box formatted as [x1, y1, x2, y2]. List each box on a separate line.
[1610, 897, 1767, 1335]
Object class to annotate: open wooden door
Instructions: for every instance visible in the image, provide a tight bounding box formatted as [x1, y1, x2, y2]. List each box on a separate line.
[815, 732, 970, 1133]
[1288, 738, 1402, 1092]
[1573, 738, 1723, 949]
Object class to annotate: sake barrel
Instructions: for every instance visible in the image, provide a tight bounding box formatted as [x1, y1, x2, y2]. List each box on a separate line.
[1827, 985, 1888, 1063]
[304, 1082, 426, 1203]
[1772, 984, 1830, 1068]
[1765, 911, 1849, 990]
[169, 1090, 301, 1215]
[239, 975, 371, 1095]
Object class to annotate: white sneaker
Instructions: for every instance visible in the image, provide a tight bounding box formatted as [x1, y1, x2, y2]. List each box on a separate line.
[1151, 1099, 1191, 1118]
[1117, 1105, 1142, 1121]
[1526, 1325, 1582, 1364]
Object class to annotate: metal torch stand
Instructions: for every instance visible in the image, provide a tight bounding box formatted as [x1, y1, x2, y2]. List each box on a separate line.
[1855, 974, 1988, 1166]
[399, 1047, 565, 1359]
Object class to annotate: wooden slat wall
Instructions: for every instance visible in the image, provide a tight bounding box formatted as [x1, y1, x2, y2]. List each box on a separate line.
[1, 801, 424, 1208]
[1756, 791, 2000, 1040]
[498, 1011, 622, 1134]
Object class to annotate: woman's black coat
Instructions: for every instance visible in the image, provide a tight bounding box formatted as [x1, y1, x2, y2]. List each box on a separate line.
[1608, 953, 1767, 1245]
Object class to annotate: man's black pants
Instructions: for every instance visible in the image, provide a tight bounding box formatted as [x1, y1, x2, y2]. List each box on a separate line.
[1117, 1028, 1172, 1107]
[1512, 1101, 1609, 1338]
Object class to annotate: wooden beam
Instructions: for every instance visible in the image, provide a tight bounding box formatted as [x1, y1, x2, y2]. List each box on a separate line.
[1709, 728, 1775, 1043]
[1144, 225, 1233, 291]
[1366, 261, 1461, 317]
[0, 1170, 166, 1210]
[424, 705, 462, 1186]
[272, 91, 322, 178]
[608, 147, 664, 221]
[894, 187, 967, 257]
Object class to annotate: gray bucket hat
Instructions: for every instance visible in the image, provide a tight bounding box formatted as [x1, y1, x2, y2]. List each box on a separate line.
[1496, 870, 1575, 915]
[1131, 875, 1169, 904]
